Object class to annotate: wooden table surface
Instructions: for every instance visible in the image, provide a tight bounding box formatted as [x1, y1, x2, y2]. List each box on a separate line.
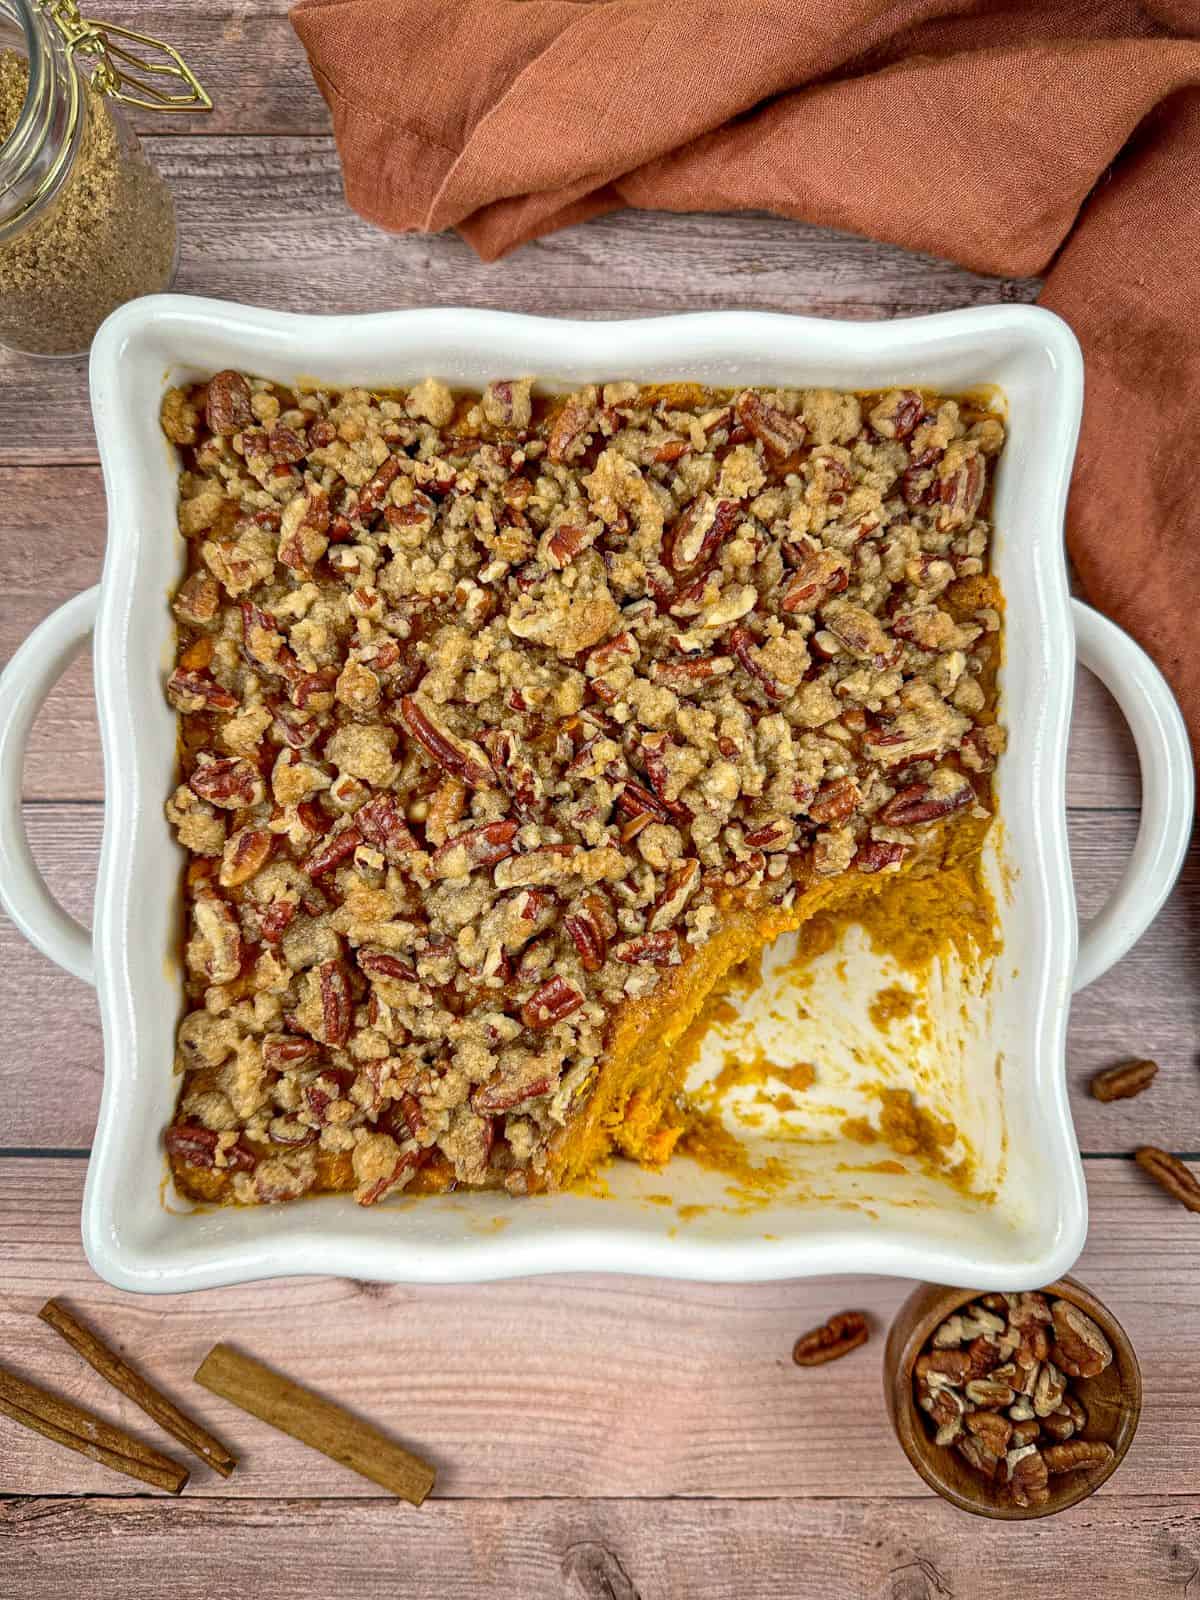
[2, 9, 1198, 1594]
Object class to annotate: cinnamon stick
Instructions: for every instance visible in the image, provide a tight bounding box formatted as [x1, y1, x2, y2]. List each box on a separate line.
[194, 1344, 435, 1506]
[0, 1364, 188, 1493]
[38, 1298, 236, 1478]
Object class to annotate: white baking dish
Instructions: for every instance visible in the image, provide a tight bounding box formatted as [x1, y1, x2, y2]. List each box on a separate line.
[0, 298, 1191, 1293]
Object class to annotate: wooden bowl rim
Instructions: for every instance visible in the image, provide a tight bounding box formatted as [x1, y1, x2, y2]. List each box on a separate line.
[884, 1276, 1143, 1520]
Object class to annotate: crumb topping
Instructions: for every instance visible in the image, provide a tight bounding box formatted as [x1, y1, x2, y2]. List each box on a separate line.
[162, 373, 1005, 1205]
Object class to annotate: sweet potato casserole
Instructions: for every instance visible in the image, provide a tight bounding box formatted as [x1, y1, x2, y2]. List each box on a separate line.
[160, 371, 1005, 1207]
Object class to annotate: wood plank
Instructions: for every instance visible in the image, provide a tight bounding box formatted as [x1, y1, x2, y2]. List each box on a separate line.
[0, 1156, 1195, 1500]
[0, 469, 106, 803]
[0, 178, 1038, 464]
[115, 8, 330, 139]
[0, 461, 1141, 807]
[2, 1493, 1197, 1599]
[2, 806, 1191, 1150]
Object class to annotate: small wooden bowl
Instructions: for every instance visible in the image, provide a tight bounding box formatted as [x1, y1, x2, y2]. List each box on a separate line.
[885, 1276, 1141, 1519]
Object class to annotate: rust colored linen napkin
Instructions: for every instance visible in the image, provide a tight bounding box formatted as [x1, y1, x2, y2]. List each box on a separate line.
[291, 0, 1200, 755]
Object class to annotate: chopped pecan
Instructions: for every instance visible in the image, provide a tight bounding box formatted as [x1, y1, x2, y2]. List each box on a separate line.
[220, 827, 272, 888]
[301, 825, 362, 878]
[734, 390, 806, 460]
[956, 1434, 1001, 1482]
[653, 438, 689, 464]
[391, 1090, 428, 1142]
[915, 1349, 972, 1384]
[259, 898, 298, 945]
[356, 793, 419, 864]
[429, 820, 519, 878]
[635, 732, 672, 802]
[278, 486, 330, 572]
[616, 779, 672, 824]
[869, 389, 924, 441]
[520, 975, 584, 1031]
[619, 813, 654, 846]
[472, 1067, 554, 1115]
[854, 840, 906, 874]
[267, 424, 308, 463]
[611, 930, 678, 966]
[545, 523, 591, 569]
[648, 859, 701, 931]
[901, 446, 941, 506]
[965, 1377, 1015, 1408]
[585, 630, 639, 679]
[482, 729, 543, 816]
[878, 780, 973, 827]
[288, 668, 337, 711]
[166, 668, 238, 714]
[356, 1144, 430, 1207]
[703, 850, 766, 890]
[316, 959, 353, 1047]
[563, 892, 613, 971]
[808, 778, 859, 825]
[205, 370, 254, 436]
[822, 604, 900, 669]
[399, 696, 493, 787]
[547, 394, 595, 463]
[649, 656, 734, 691]
[165, 1122, 255, 1172]
[919, 1382, 965, 1446]
[172, 572, 221, 627]
[791, 1311, 869, 1367]
[964, 1335, 1004, 1379]
[728, 626, 783, 701]
[357, 949, 419, 984]
[189, 755, 264, 810]
[383, 501, 432, 532]
[355, 456, 401, 524]
[262, 1034, 319, 1072]
[1033, 1360, 1067, 1419]
[664, 497, 740, 575]
[303, 1066, 357, 1125]
[423, 778, 467, 847]
[779, 546, 849, 615]
[938, 449, 986, 530]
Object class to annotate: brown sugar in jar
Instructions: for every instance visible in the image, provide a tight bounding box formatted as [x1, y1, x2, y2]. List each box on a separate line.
[0, 1, 207, 357]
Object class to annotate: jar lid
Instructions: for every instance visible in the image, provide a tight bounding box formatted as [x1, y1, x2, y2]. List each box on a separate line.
[42, 0, 211, 114]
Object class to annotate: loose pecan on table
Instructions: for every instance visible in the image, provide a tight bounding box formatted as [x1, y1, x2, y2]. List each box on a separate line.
[791, 1311, 870, 1367]
[1134, 1146, 1200, 1213]
[1089, 1058, 1157, 1102]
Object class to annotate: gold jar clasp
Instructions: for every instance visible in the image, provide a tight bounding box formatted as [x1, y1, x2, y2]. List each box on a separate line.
[40, 0, 212, 112]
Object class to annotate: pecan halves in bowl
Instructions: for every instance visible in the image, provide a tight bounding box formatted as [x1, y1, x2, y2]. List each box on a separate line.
[792, 1311, 870, 1367]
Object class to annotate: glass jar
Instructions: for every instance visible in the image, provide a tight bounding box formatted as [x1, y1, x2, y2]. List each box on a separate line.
[0, 0, 208, 357]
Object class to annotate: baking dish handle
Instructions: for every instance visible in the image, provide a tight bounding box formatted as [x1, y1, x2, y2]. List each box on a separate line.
[0, 587, 99, 986]
[1071, 599, 1193, 993]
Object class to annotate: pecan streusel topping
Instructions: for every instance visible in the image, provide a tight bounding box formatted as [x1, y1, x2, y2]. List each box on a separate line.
[162, 373, 1005, 1206]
